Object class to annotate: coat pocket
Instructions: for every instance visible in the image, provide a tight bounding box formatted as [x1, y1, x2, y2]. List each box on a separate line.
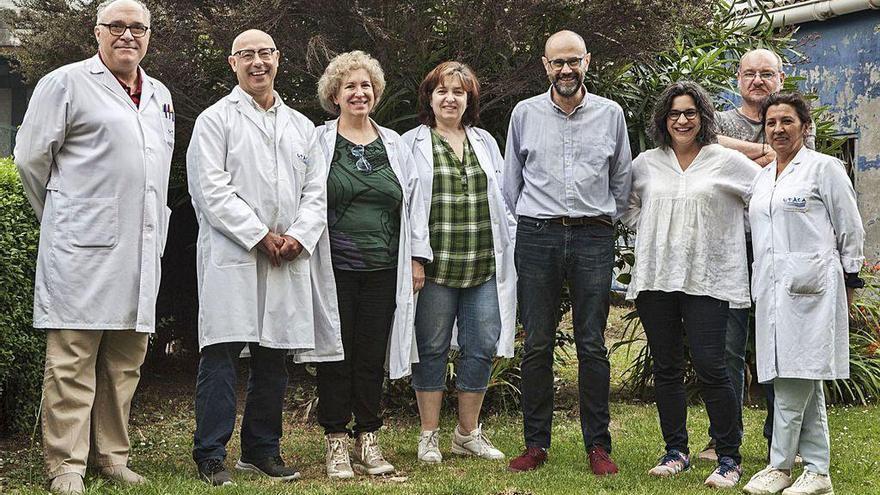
[66, 197, 118, 248]
[210, 229, 256, 267]
[785, 253, 827, 296]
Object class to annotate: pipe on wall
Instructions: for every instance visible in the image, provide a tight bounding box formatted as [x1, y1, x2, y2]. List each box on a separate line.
[739, 0, 880, 28]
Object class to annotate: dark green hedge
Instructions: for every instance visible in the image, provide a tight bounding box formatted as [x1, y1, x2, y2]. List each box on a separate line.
[0, 157, 44, 436]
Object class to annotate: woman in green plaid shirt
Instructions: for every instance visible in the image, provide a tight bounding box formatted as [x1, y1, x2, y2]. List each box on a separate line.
[402, 62, 518, 465]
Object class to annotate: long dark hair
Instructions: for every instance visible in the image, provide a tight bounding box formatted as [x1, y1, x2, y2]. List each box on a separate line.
[649, 81, 717, 148]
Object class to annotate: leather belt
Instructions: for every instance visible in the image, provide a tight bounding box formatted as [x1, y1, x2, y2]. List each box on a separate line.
[546, 215, 613, 227]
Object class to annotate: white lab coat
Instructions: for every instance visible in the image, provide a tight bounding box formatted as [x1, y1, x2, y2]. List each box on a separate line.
[187, 86, 343, 362]
[14, 55, 174, 332]
[315, 119, 433, 379]
[401, 124, 518, 357]
[749, 146, 864, 383]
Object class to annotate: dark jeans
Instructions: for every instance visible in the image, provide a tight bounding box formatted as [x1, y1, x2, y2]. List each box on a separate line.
[764, 383, 776, 447]
[516, 217, 614, 453]
[636, 291, 742, 464]
[316, 268, 397, 435]
[192, 342, 289, 464]
[710, 238, 753, 444]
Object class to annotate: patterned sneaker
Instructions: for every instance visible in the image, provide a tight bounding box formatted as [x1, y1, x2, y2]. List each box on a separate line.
[352, 431, 395, 475]
[235, 456, 300, 481]
[325, 433, 355, 479]
[647, 449, 690, 477]
[588, 446, 619, 475]
[743, 465, 793, 494]
[452, 424, 504, 460]
[704, 456, 742, 488]
[418, 429, 442, 464]
[781, 471, 833, 495]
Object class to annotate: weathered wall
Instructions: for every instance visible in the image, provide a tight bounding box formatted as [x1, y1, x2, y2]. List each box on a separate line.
[790, 9, 880, 261]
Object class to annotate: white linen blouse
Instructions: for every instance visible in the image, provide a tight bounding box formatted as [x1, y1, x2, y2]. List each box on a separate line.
[622, 144, 761, 308]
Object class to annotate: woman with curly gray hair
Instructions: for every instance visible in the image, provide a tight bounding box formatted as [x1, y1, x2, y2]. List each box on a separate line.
[621, 81, 760, 488]
[312, 50, 432, 479]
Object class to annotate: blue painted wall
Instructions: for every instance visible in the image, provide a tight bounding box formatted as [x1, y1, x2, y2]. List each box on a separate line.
[790, 9, 880, 172]
[788, 9, 880, 259]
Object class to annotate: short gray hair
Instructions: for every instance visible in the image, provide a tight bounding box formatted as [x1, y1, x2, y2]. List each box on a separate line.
[96, 0, 152, 25]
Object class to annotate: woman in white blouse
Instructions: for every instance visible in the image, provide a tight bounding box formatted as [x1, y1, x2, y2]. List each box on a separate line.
[623, 81, 760, 488]
[743, 93, 864, 495]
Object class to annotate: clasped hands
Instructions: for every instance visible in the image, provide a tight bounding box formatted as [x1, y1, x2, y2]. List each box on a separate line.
[257, 231, 303, 267]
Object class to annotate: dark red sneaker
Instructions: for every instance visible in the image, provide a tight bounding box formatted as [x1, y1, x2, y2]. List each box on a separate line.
[588, 446, 619, 475]
[507, 447, 547, 472]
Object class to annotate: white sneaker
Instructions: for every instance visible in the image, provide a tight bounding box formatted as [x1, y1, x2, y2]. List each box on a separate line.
[782, 471, 834, 495]
[451, 424, 504, 460]
[352, 431, 395, 475]
[418, 429, 442, 464]
[98, 465, 146, 485]
[325, 433, 355, 479]
[744, 466, 794, 494]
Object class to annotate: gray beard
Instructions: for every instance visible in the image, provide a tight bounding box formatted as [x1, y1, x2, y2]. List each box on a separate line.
[553, 76, 581, 97]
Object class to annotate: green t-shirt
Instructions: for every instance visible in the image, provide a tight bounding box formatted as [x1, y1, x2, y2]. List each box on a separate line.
[327, 134, 402, 271]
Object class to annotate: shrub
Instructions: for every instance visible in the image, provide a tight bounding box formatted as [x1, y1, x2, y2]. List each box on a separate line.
[0, 157, 44, 436]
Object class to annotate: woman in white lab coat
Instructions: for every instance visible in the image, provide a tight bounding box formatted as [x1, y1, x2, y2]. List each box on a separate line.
[743, 93, 864, 495]
[313, 50, 432, 479]
[400, 61, 517, 465]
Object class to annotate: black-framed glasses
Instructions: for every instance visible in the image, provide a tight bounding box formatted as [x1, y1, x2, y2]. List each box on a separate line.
[232, 47, 277, 62]
[98, 23, 149, 38]
[548, 56, 584, 70]
[667, 109, 699, 121]
[350, 145, 373, 173]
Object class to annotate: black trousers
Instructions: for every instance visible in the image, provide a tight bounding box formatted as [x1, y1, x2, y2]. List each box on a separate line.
[636, 291, 742, 464]
[316, 268, 397, 435]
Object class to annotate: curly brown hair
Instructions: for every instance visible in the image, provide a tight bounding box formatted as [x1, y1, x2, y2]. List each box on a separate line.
[649, 81, 717, 148]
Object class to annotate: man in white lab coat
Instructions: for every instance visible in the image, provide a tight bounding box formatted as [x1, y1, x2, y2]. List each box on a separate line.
[14, 1, 174, 493]
[186, 29, 343, 486]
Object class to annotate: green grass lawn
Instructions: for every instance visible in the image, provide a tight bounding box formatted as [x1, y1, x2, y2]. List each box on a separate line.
[2, 306, 879, 494]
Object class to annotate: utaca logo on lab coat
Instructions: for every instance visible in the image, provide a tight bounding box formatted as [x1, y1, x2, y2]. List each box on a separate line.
[782, 196, 807, 211]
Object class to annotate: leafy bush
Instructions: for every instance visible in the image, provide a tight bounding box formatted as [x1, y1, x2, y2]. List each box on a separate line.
[0, 157, 44, 436]
[827, 266, 880, 404]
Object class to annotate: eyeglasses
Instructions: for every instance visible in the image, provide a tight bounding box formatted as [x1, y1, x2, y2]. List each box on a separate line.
[98, 23, 149, 38]
[667, 109, 699, 121]
[350, 145, 373, 173]
[232, 47, 277, 62]
[547, 56, 584, 70]
[740, 71, 778, 81]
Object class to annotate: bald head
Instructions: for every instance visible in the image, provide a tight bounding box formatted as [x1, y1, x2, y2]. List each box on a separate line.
[739, 48, 783, 72]
[544, 30, 587, 58]
[231, 29, 276, 54]
[96, 0, 150, 25]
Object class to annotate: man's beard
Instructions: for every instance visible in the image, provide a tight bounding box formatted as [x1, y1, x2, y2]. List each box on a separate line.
[553, 73, 582, 97]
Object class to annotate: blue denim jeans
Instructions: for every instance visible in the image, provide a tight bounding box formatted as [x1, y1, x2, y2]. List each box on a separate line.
[516, 217, 614, 452]
[192, 342, 289, 464]
[411, 277, 502, 392]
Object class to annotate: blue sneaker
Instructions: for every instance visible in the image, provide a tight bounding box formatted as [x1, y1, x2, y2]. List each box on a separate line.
[648, 449, 690, 477]
[704, 456, 742, 488]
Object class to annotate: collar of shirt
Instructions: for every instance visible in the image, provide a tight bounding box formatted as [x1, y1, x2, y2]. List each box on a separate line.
[545, 85, 588, 115]
[236, 86, 283, 114]
[97, 52, 142, 106]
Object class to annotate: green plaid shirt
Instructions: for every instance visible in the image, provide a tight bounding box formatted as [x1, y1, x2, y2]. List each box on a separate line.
[425, 129, 495, 288]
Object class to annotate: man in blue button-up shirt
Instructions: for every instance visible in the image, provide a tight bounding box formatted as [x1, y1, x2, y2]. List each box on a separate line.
[504, 30, 632, 475]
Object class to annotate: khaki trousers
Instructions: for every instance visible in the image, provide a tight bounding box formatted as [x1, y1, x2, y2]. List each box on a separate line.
[41, 329, 149, 478]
